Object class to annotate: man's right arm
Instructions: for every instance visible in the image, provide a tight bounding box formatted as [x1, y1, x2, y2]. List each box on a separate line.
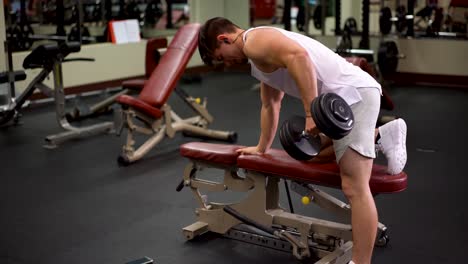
[236, 82, 284, 155]
[257, 82, 284, 153]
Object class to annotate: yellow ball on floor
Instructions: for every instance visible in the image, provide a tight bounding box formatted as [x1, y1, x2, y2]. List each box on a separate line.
[301, 196, 310, 205]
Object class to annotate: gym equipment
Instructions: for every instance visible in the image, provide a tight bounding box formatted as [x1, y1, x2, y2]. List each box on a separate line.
[276, 56, 397, 162]
[360, 0, 370, 49]
[0, 72, 27, 85]
[178, 142, 408, 262]
[379, 6, 410, 34]
[279, 93, 354, 161]
[67, 37, 169, 123]
[279, 115, 322, 160]
[343, 17, 358, 34]
[336, 17, 358, 56]
[312, 4, 322, 29]
[341, 1, 403, 74]
[0, 72, 27, 126]
[68, 2, 94, 45]
[378, 40, 405, 76]
[6, 0, 36, 51]
[0, 41, 114, 147]
[115, 23, 237, 165]
[6, 0, 96, 51]
[0, 40, 27, 126]
[119, 37, 168, 91]
[143, 0, 164, 27]
[70, 38, 168, 126]
[335, 0, 341, 34]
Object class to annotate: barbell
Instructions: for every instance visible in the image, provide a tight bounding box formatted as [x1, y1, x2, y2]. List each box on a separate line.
[279, 93, 354, 161]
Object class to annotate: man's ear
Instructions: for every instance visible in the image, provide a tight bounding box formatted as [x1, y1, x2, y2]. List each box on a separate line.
[217, 34, 229, 44]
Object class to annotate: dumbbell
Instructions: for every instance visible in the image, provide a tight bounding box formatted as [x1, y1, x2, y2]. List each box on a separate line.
[380, 6, 413, 35]
[279, 93, 354, 161]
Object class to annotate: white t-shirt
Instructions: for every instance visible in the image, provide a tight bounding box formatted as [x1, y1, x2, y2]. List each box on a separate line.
[244, 27, 382, 106]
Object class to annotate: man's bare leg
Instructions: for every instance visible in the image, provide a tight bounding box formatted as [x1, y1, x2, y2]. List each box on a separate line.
[339, 148, 377, 264]
[311, 128, 380, 163]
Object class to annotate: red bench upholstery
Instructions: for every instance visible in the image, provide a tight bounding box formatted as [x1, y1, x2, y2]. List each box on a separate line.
[116, 23, 200, 115]
[451, 0, 468, 7]
[180, 142, 407, 194]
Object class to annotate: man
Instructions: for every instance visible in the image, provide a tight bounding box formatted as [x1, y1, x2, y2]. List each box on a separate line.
[198, 17, 407, 264]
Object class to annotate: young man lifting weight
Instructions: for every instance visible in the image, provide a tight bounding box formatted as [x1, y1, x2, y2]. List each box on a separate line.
[198, 17, 407, 264]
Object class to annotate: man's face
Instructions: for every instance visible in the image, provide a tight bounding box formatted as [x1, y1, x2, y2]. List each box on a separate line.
[212, 41, 248, 67]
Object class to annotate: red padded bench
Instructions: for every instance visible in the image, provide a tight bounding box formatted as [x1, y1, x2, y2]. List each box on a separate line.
[116, 23, 199, 118]
[121, 37, 168, 91]
[180, 142, 407, 194]
[115, 24, 236, 165]
[179, 142, 406, 261]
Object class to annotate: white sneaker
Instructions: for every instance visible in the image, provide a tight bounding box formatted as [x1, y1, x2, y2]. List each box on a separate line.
[376, 118, 407, 175]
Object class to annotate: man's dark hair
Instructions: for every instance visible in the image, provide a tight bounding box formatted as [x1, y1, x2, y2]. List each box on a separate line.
[198, 17, 241, 66]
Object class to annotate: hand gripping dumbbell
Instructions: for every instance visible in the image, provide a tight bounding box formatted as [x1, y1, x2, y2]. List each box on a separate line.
[279, 93, 354, 160]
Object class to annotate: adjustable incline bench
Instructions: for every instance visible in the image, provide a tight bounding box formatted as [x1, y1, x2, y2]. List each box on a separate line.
[176, 57, 404, 263]
[178, 142, 408, 263]
[115, 23, 237, 165]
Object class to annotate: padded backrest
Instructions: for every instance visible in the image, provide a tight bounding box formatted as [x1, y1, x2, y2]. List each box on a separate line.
[23, 43, 59, 69]
[145, 38, 168, 78]
[139, 23, 200, 108]
[23, 42, 81, 69]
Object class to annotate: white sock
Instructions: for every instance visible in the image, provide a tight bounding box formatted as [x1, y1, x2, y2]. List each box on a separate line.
[349, 261, 356, 264]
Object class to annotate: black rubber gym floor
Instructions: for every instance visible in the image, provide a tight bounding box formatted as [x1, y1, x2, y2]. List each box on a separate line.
[1, 71, 467, 264]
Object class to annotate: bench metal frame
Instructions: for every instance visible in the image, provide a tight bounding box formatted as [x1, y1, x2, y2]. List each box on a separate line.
[117, 91, 235, 164]
[181, 160, 389, 263]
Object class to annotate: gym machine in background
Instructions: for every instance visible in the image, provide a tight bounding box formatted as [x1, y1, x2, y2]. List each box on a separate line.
[379, 0, 468, 39]
[5, 0, 97, 51]
[331, 0, 404, 78]
[0, 39, 115, 148]
[3, 0, 186, 51]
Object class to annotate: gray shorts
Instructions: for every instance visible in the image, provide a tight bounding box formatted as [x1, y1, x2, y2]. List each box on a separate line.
[333, 87, 381, 163]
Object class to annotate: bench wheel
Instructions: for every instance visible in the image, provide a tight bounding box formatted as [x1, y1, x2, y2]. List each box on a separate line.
[375, 232, 390, 247]
[117, 155, 131, 167]
[0, 110, 15, 126]
[227, 132, 238, 143]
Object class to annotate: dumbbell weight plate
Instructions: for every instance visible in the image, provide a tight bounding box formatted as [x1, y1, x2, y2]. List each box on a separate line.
[344, 17, 358, 34]
[379, 7, 393, 35]
[378, 41, 399, 76]
[312, 93, 354, 140]
[313, 5, 322, 29]
[279, 115, 321, 161]
[395, 5, 407, 33]
[321, 93, 354, 138]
